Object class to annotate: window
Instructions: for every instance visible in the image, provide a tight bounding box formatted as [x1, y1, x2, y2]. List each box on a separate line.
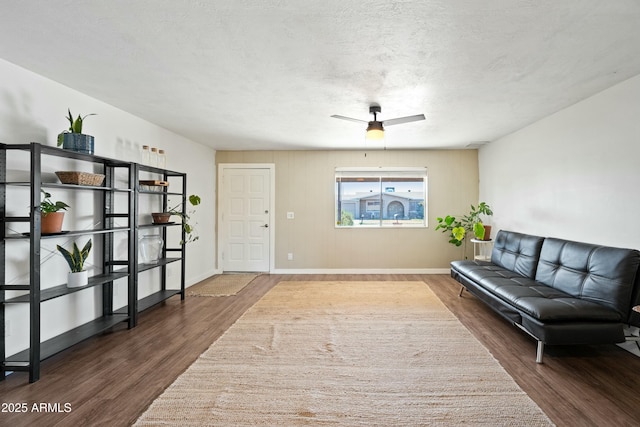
[335, 167, 427, 227]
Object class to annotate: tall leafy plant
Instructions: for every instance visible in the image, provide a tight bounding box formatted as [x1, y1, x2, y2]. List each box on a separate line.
[166, 194, 201, 244]
[462, 202, 493, 240]
[435, 202, 493, 247]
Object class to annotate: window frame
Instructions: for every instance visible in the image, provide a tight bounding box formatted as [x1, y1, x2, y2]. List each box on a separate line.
[335, 167, 428, 228]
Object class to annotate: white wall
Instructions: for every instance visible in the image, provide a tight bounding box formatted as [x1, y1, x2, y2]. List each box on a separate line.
[479, 73, 640, 250]
[0, 58, 216, 356]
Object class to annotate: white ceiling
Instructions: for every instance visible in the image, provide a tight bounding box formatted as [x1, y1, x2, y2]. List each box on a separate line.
[2, 1, 640, 151]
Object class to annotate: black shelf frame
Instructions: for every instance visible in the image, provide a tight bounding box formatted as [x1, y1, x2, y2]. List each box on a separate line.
[132, 163, 186, 326]
[0, 142, 135, 382]
[1, 143, 188, 384]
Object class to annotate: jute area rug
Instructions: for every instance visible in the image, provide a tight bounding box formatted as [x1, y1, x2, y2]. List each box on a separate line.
[187, 274, 259, 297]
[136, 281, 553, 426]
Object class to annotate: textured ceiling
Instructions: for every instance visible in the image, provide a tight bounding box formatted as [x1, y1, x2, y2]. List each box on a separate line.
[1, 1, 640, 150]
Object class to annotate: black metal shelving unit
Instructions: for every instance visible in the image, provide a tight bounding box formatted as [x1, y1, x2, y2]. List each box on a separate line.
[131, 163, 186, 326]
[0, 142, 135, 383]
[0, 143, 188, 383]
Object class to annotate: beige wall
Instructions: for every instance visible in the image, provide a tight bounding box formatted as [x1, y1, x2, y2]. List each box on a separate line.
[217, 149, 479, 271]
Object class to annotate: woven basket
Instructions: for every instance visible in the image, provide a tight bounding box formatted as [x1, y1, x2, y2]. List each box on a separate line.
[55, 171, 105, 186]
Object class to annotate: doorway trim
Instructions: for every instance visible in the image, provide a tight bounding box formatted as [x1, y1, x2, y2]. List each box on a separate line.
[217, 163, 276, 273]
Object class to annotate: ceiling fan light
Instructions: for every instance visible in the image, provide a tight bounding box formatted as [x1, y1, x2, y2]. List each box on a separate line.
[366, 121, 384, 140]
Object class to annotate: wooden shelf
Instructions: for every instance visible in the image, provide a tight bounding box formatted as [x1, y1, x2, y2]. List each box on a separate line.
[138, 190, 183, 196]
[4, 272, 129, 303]
[138, 257, 182, 273]
[4, 226, 130, 240]
[2, 181, 131, 192]
[5, 314, 129, 364]
[139, 223, 181, 230]
[115, 289, 181, 315]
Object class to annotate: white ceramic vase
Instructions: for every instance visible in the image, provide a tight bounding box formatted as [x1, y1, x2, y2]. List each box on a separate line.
[139, 234, 164, 263]
[67, 270, 88, 288]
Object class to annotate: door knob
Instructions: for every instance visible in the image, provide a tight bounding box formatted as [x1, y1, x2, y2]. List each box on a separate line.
[261, 224, 269, 228]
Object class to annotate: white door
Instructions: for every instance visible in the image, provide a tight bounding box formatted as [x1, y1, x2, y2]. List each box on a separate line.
[220, 167, 271, 272]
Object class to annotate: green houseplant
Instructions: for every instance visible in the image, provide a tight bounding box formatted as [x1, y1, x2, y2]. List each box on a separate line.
[463, 202, 493, 241]
[57, 109, 97, 154]
[57, 239, 92, 288]
[435, 202, 493, 247]
[151, 194, 201, 244]
[40, 190, 69, 234]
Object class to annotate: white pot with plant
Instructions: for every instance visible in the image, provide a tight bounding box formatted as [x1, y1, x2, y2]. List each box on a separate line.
[57, 239, 92, 288]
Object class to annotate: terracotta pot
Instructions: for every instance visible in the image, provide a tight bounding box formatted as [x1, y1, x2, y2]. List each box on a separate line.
[41, 212, 64, 234]
[151, 212, 171, 224]
[482, 225, 492, 241]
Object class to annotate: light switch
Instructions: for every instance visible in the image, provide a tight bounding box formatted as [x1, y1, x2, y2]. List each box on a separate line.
[287, 212, 295, 219]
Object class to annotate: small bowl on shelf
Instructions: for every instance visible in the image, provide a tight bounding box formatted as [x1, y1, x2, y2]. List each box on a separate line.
[151, 212, 172, 224]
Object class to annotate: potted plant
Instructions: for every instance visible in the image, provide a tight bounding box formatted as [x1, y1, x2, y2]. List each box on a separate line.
[57, 239, 92, 288]
[151, 194, 201, 244]
[40, 189, 70, 234]
[57, 109, 97, 154]
[435, 202, 493, 247]
[463, 202, 494, 241]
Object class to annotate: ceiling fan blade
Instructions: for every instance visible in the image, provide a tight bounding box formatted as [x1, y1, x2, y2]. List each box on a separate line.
[330, 115, 368, 124]
[382, 114, 426, 126]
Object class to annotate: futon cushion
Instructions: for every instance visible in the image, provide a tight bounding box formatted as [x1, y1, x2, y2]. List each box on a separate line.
[488, 282, 622, 322]
[490, 231, 545, 279]
[452, 258, 623, 322]
[535, 238, 640, 317]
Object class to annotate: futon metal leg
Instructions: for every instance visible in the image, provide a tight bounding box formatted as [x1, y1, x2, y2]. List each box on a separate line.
[458, 285, 465, 297]
[536, 341, 544, 364]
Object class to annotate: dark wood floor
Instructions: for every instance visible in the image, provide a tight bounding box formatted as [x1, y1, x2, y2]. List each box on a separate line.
[1, 274, 639, 426]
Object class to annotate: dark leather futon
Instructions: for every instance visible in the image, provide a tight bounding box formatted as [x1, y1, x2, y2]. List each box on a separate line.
[450, 230, 640, 362]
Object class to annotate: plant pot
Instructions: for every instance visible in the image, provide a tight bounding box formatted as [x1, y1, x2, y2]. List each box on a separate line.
[58, 133, 94, 154]
[67, 270, 88, 288]
[151, 212, 171, 224]
[139, 234, 164, 263]
[482, 225, 492, 241]
[41, 212, 64, 234]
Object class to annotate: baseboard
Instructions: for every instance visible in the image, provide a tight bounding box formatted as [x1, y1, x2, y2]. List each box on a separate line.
[269, 268, 451, 274]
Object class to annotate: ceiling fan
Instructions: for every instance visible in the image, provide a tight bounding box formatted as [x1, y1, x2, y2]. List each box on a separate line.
[331, 105, 425, 140]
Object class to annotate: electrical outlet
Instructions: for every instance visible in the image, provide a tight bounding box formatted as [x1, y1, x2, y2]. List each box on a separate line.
[5, 320, 10, 337]
[287, 212, 295, 219]
[287, 253, 294, 261]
